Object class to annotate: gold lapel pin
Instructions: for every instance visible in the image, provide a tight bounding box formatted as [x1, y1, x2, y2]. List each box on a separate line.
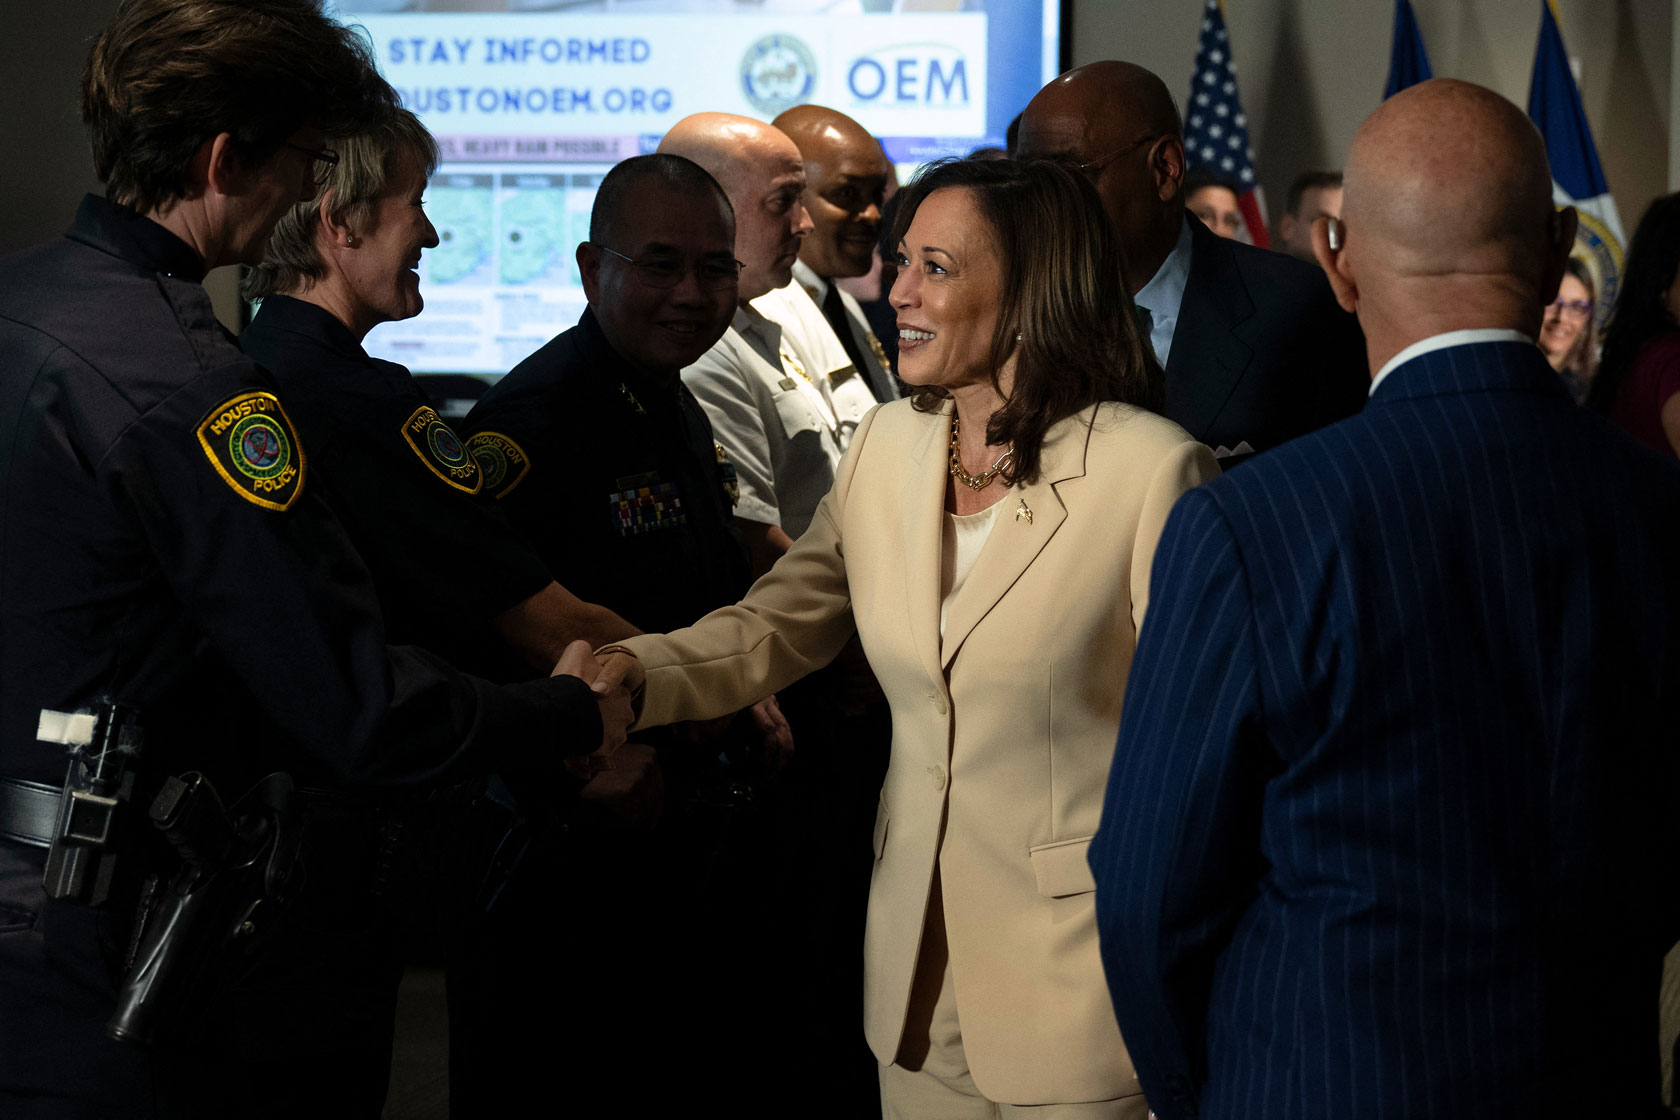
[1015, 498, 1032, 524]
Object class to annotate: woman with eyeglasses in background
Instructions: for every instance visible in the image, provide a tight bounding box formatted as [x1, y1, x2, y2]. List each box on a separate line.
[1539, 257, 1597, 402]
[1587, 192, 1680, 456]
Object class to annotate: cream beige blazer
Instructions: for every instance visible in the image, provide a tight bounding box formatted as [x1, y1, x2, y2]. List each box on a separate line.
[623, 397, 1218, 1104]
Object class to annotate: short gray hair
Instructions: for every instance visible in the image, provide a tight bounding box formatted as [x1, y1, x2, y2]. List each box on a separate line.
[242, 106, 439, 300]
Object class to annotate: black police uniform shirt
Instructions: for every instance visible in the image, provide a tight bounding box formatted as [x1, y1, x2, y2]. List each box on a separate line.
[463, 306, 750, 634]
[0, 196, 602, 803]
[0, 196, 606, 1112]
[239, 294, 550, 678]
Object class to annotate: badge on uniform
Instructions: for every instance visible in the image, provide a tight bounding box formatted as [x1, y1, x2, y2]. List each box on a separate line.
[400, 406, 482, 494]
[195, 390, 306, 511]
[609, 479, 686, 536]
[465, 431, 532, 500]
[714, 442, 739, 507]
[779, 348, 810, 385]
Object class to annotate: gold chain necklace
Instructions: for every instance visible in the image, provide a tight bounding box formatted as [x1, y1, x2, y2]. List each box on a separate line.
[948, 412, 1014, 491]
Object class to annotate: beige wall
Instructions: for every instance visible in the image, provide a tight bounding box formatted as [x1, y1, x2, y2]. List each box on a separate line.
[1, 2, 112, 257]
[1070, 0, 1673, 234]
[0, 0, 245, 325]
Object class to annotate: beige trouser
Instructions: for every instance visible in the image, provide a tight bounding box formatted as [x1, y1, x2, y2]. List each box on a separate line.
[878, 872, 1148, 1120]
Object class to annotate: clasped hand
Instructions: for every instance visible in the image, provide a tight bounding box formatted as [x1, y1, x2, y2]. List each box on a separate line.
[589, 648, 793, 770]
[550, 640, 660, 825]
[552, 639, 633, 755]
[590, 646, 646, 704]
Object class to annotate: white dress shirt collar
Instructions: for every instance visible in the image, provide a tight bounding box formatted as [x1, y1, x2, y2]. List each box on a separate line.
[792, 258, 831, 305]
[732, 300, 783, 368]
[1133, 217, 1194, 368]
[1369, 328, 1536, 396]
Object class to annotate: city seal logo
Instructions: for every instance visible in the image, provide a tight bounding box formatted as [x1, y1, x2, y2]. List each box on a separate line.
[401, 405, 482, 494]
[465, 431, 533, 500]
[196, 390, 306, 511]
[1570, 208, 1624, 335]
[741, 34, 817, 116]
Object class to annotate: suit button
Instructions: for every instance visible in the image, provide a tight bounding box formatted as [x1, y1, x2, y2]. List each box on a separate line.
[925, 765, 946, 791]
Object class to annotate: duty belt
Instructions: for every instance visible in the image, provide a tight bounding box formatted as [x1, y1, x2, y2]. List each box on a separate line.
[0, 776, 61, 848]
[0, 708, 107, 851]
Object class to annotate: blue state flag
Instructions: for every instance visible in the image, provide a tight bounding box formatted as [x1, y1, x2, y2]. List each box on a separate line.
[1383, 0, 1432, 99]
[1529, 0, 1624, 323]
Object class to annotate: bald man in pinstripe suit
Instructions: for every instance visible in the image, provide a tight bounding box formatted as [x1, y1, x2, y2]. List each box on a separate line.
[1090, 80, 1680, 1120]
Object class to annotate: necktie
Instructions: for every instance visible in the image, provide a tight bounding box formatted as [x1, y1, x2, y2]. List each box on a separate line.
[821, 283, 893, 403]
[1133, 302, 1154, 348]
[1132, 302, 1166, 412]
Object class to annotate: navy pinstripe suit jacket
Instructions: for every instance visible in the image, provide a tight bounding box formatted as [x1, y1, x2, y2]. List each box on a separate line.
[1090, 341, 1680, 1119]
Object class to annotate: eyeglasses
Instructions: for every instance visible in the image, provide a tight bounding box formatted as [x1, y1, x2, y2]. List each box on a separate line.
[1547, 298, 1594, 320]
[282, 142, 340, 186]
[596, 244, 745, 290]
[1073, 134, 1162, 181]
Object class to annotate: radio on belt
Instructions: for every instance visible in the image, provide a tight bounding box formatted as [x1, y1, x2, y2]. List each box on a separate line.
[38, 699, 144, 906]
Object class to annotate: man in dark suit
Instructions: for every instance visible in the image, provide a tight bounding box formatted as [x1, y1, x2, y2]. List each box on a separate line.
[1017, 61, 1366, 463]
[1089, 79, 1680, 1119]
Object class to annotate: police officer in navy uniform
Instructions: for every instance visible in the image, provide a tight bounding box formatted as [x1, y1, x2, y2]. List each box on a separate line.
[0, 3, 628, 1115]
[464, 163, 754, 638]
[237, 107, 663, 1110]
[463, 154, 792, 1111]
[237, 106, 646, 695]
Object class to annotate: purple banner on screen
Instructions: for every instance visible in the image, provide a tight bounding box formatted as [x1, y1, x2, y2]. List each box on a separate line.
[435, 134, 642, 163]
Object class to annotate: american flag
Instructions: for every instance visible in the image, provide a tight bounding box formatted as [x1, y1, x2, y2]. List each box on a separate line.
[1183, 0, 1269, 247]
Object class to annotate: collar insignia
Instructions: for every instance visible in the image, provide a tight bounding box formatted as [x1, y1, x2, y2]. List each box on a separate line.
[715, 441, 739, 507]
[618, 382, 647, 415]
[866, 332, 891, 374]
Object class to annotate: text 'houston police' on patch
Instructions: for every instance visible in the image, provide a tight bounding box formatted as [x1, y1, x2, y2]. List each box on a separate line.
[195, 390, 306, 511]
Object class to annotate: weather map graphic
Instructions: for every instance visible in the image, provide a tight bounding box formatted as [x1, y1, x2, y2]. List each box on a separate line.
[426, 176, 496, 284]
[499, 177, 567, 285]
[344, 1, 1040, 374]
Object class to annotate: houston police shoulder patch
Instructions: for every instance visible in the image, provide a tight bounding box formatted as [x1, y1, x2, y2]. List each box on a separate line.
[401, 406, 482, 495]
[195, 390, 306, 511]
[464, 430, 533, 499]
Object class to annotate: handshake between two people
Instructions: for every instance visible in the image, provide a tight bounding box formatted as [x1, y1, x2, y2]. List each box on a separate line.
[585, 642, 794, 770]
[547, 641, 795, 828]
[551, 639, 656, 827]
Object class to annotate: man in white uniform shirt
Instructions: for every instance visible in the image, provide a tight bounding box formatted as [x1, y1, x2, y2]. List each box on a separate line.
[774, 103, 901, 406]
[751, 278, 878, 452]
[660, 112, 868, 573]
